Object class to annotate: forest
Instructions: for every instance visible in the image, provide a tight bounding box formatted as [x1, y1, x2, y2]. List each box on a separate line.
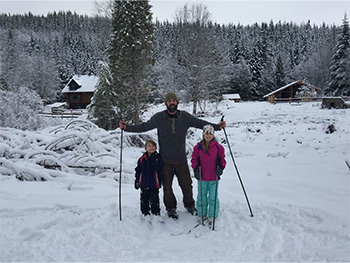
[0, 5, 349, 129]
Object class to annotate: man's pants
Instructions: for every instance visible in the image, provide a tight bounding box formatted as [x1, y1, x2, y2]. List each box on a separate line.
[162, 162, 195, 211]
[140, 189, 160, 216]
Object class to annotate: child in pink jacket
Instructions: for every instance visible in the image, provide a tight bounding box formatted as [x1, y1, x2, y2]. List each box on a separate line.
[191, 125, 226, 224]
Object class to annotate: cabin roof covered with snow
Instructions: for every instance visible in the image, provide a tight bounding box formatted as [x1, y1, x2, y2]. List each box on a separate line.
[62, 75, 99, 93]
[223, 93, 241, 100]
[46, 102, 67, 108]
[263, 80, 319, 98]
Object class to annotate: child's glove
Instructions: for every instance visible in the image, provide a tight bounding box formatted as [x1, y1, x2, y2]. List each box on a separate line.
[216, 167, 223, 176]
[134, 178, 140, 190]
[194, 167, 200, 180]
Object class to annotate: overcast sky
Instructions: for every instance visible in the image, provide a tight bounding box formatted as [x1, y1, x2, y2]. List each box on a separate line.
[0, 0, 349, 26]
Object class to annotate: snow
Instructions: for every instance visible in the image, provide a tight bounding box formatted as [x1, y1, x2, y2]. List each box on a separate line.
[1, 101, 349, 262]
[46, 102, 68, 108]
[222, 93, 241, 100]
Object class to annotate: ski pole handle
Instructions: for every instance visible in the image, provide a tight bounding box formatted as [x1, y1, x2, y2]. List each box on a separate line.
[119, 118, 126, 130]
[220, 116, 225, 130]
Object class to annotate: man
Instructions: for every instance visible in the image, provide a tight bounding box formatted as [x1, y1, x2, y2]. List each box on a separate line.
[119, 92, 226, 219]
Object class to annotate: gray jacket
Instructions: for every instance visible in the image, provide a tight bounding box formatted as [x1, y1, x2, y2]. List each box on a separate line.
[125, 110, 220, 164]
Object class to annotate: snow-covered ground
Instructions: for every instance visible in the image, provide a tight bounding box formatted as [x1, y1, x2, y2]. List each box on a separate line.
[0, 100, 349, 262]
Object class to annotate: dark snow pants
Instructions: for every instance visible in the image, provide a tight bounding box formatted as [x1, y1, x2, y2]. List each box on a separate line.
[140, 189, 160, 216]
[162, 162, 195, 211]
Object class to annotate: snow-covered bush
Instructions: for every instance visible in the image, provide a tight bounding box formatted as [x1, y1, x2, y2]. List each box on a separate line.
[0, 119, 153, 181]
[0, 86, 44, 130]
[295, 85, 318, 101]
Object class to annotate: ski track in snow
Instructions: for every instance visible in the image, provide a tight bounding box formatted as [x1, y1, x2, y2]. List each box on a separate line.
[0, 200, 349, 262]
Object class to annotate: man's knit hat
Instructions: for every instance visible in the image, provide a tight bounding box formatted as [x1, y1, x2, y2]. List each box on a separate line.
[165, 92, 178, 102]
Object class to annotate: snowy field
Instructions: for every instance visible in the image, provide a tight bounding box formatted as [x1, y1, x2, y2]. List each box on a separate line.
[0, 100, 349, 262]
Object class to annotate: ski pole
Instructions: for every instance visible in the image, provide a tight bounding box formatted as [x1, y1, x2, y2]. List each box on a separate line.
[119, 119, 124, 221]
[198, 156, 205, 225]
[212, 172, 219, 230]
[221, 116, 254, 217]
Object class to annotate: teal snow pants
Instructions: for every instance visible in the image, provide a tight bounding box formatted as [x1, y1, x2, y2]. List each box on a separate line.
[196, 180, 219, 218]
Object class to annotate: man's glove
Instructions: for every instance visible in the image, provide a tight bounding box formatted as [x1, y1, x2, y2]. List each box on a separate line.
[134, 178, 140, 190]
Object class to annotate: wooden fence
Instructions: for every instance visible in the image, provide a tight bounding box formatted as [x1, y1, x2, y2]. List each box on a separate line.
[39, 111, 83, 119]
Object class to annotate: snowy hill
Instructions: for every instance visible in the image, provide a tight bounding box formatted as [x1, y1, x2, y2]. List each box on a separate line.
[0, 101, 349, 261]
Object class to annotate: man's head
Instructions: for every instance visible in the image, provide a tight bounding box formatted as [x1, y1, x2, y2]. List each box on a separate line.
[165, 92, 178, 114]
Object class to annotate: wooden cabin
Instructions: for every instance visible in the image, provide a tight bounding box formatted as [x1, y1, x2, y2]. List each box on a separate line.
[62, 75, 99, 109]
[263, 81, 320, 104]
[222, 93, 241, 102]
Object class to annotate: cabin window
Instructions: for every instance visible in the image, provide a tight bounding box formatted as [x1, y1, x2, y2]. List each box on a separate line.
[68, 80, 81, 91]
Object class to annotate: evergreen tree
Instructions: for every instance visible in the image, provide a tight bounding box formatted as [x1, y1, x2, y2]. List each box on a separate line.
[109, 0, 154, 125]
[325, 14, 350, 96]
[151, 38, 182, 102]
[248, 43, 263, 100]
[89, 0, 154, 129]
[230, 58, 253, 101]
[88, 61, 116, 129]
[275, 54, 286, 89]
[150, 21, 182, 102]
[1, 29, 19, 90]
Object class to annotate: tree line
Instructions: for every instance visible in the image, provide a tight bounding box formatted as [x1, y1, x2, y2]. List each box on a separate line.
[0, 3, 349, 130]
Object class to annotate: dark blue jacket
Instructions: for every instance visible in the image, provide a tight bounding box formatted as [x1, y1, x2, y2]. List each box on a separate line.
[135, 152, 162, 189]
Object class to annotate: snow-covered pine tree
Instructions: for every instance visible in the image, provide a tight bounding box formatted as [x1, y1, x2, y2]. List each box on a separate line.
[229, 57, 253, 101]
[151, 39, 182, 103]
[109, 0, 154, 125]
[325, 14, 350, 96]
[248, 43, 263, 100]
[254, 22, 276, 98]
[88, 61, 117, 130]
[207, 23, 232, 106]
[150, 20, 183, 103]
[1, 29, 20, 91]
[275, 54, 286, 89]
[27, 35, 60, 102]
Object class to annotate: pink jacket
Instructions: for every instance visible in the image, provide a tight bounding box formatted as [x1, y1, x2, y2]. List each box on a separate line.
[191, 141, 226, 181]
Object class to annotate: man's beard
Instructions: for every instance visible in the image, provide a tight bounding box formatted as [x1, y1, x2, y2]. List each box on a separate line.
[167, 104, 177, 113]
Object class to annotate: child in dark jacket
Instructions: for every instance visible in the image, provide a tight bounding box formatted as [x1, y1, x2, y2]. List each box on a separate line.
[135, 140, 163, 216]
[191, 125, 226, 224]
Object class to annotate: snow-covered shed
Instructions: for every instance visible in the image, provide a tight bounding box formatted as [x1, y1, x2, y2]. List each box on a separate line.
[62, 75, 99, 109]
[263, 81, 320, 104]
[222, 93, 241, 102]
[321, 97, 350, 109]
[45, 102, 68, 113]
